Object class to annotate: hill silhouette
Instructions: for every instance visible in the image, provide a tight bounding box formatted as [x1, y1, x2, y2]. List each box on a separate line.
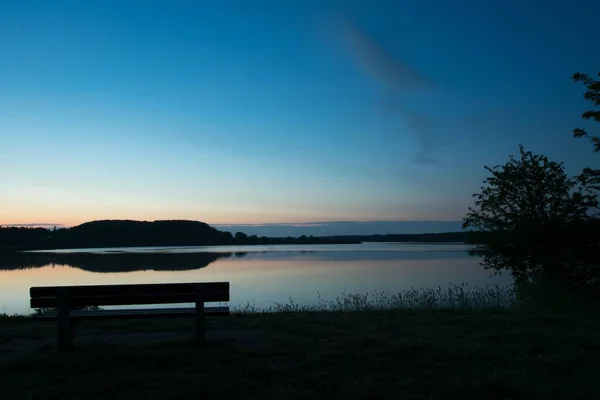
[0, 220, 235, 251]
[53, 219, 235, 248]
[0, 219, 360, 250]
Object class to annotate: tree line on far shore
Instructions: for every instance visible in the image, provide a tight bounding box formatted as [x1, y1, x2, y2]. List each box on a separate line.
[0, 220, 473, 252]
[0, 220, 358, 251]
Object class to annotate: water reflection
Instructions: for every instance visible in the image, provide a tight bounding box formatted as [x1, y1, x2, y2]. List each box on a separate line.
[0, 244, 513, 316]
[0, 252, 231, 272]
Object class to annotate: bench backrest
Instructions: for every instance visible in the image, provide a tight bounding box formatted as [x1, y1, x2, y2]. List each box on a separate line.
[30, 282, 230, 308]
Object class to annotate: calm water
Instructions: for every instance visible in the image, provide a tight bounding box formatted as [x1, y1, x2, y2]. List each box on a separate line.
[0, 243, 512, 315]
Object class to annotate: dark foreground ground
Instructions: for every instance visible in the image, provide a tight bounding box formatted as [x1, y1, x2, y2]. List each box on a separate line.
[1, 310, 599, 399]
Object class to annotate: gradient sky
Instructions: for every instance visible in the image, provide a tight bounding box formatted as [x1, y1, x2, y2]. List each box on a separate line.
[1, 0, 599, 228]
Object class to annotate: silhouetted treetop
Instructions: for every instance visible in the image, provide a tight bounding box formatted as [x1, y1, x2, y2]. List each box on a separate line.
[573, 71, 600, 192]
[464, 145, 600, 293]
[53, 219, 235, 248]
[463, 145, 596, 233]
[573, 72, 600, 152]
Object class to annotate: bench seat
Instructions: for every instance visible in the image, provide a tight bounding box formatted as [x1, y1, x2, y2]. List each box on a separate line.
[30, 281, 231, 351]
[36, 306, 230, 320]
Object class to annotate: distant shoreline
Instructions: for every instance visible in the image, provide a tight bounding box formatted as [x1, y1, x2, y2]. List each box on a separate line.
[0, 219, 469, 252]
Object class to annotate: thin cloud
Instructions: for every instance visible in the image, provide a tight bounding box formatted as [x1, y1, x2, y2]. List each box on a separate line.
[333, 17, 443, 163]
[337, 19, 431, 91]
[406, 112, 441, 165]
[0, 223, 64, 228]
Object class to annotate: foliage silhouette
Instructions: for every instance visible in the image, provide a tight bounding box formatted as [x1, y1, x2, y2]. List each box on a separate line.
[573, 71, 600, 152]
[463, 145, 600, 295]
[234, 232, 248, 242]
[573, 71, 600, 192]
[0, 227, 50, 251]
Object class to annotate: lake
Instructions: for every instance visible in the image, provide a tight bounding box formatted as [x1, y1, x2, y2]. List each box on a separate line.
[0, 243, 513, 315]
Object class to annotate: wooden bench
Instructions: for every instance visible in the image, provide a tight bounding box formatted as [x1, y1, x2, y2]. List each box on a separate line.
[29, 282, 230, 351]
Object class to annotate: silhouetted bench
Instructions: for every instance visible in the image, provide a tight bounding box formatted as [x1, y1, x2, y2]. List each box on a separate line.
[30, 282, 230, 351]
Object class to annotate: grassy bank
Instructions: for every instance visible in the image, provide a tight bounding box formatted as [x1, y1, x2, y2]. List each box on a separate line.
[234, 284, 517, 313]
[1, 296, 599, 399]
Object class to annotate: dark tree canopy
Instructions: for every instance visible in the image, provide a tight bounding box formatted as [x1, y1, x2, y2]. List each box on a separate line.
[234, 232, 248, 242]
[573, 72, 600, 152]
[463, 146, 595, 231]
[573, 72, 600, 191]
[463, 146, 599, 289]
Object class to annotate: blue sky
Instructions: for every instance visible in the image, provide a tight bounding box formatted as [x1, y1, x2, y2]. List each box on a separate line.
[1, 0, 599, 232]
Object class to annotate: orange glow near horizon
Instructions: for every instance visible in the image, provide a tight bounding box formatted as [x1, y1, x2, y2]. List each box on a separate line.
[0, 182, 466, 227]
[1, 210, 462, 228]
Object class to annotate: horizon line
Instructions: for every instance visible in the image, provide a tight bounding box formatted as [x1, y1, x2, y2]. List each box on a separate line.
[2, 219, 463, 229]
[213, 220, 462, 227]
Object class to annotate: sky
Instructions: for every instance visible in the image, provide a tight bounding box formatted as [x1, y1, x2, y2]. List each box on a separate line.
[1, 0, 599, 234]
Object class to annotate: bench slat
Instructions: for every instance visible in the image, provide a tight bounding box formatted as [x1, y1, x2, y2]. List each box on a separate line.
[35, 306, 230, 320]
[30, 292, 229, 308]
[30, 282, 229, 298]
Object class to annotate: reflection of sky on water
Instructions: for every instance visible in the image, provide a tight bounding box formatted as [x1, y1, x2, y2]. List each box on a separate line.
[235, 249, 474, 262]
[1, 244, 510, 315]
[27, 242, 476, 254]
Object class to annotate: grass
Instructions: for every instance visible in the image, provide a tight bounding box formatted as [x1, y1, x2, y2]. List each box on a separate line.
[1, 287, 599, 399]
[234, 284, 517, 313]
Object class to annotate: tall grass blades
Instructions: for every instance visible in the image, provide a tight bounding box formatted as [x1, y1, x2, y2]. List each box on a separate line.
[233, 283, 516, 314]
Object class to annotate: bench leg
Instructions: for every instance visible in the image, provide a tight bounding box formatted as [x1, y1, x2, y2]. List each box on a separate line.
[57, 290, 73, 352]
[196, 312, 206, 344]
[196, 286, 205, 344]
[57, 316, 73, 351]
